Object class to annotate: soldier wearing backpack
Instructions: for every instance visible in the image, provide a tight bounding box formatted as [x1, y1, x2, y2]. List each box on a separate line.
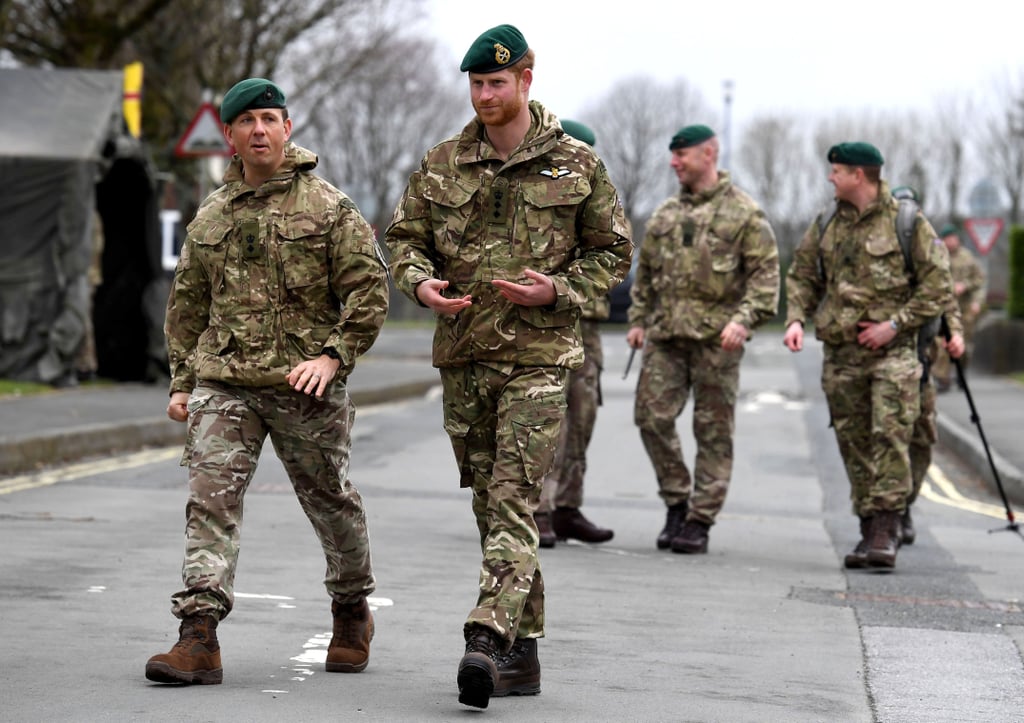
[783, 142, 953, 571]
[888, 190, 966, 546]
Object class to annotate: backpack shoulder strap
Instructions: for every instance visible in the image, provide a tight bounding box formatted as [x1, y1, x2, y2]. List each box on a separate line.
[895, 198, 919, 275]
[816, 199, 838, 242]
[815, 199, 838, 281]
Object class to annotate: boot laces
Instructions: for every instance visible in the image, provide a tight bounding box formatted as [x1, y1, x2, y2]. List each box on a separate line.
[465, 629, 500, 658]
[333, 601, 368, 646]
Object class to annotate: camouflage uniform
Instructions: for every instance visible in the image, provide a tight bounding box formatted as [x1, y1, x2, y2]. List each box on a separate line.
[786, 182, 952, 517]
[385, 101, 631, 646]
[629, 172, 779, 526]
[164, 142, 389, 619]
[909, 297, 962, 504]
[538, 298, 607, 514]
[930, 244, 986, 387]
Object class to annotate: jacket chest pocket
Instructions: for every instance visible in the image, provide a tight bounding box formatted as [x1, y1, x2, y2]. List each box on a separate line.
[188, 219, 233, 293]
[864, 235, 910, 292]
[520, 176, 590, 259]
[422, 176, 478, 258]
[277, 226, 330, 299]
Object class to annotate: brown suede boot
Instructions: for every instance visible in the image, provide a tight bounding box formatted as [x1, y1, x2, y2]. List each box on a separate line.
[843, 516, 871, 569]
[493, 638, 541, 697]
[457, 625, 502, 709]
[552, 507, 613, 543]
[866, 510, 901, 569]
[145, 615, 222, 685]
[326, 597, 374, 673]
[656, 502, 688, 550]
[535, 512, 557, 549]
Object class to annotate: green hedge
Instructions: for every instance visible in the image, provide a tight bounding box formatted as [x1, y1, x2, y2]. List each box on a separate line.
[1010, 225, 1024, 320]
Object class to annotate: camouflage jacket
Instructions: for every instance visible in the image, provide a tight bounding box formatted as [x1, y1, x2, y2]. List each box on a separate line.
[628, 172, 779, 341]
[786, 182, 953, 346]
[165, 142, 389, 394]
[385, 101, 632, 368]
[949, 245, 986, 319]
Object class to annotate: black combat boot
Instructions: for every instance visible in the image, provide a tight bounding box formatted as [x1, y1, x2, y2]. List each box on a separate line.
[492, 638, 541, 697]
[900, 507, 916, 545]
[457, 625, 503, 709]
[670, 519, 710, 554]
[145, 615, 222, 685]
[535, 512, 557, 549]
[552, 507, 614, 543]
[843, 516, 871, 569]
[656, 502, 688, 550]
[866, 510, 901, 569]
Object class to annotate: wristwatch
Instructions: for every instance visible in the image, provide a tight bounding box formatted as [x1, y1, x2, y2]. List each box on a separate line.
[321, 346, 341, 361]
[889, 320, 899, 331]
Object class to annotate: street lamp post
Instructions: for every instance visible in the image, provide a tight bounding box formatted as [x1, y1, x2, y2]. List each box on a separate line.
[722, 79, 735, 171]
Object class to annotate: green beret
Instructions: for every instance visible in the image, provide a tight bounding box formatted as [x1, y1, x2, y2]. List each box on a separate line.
[460, 24, 528, 73]
[560, 119, 596, 147]
[938, 223, 959, 238]
[827, 142, 884, 167]
[220, 78, 287, 124]
[669, 125, 715, 150]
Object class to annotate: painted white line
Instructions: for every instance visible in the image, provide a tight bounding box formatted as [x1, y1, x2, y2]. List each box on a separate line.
[235, 592, 295, 600]
[0, 447, 180, 494]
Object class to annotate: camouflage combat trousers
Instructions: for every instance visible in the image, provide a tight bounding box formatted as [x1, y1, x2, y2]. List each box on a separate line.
[633, 337, 742, 525]
[822, 340, 920, 517]
[908, 376, 937, 505]
[439, 363, 567, 646]
[539, 320, 603, 513]
[170, 380, 374, 620]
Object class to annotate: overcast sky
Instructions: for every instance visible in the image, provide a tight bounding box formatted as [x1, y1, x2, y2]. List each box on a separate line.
[426, 0, 1021, 131]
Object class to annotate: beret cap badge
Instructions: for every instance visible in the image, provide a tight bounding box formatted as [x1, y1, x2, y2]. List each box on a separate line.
[494, 43, 511, 65]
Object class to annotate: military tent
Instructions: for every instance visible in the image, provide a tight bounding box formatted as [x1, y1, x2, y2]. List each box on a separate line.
[0, 67, 165, 385]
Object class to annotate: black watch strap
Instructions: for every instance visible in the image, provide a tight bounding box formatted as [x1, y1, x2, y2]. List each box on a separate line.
[321, 346, 341, 361]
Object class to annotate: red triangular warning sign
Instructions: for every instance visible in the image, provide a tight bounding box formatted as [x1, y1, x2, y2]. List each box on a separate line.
[964, 217, 1004, 256]
[174, 102, 233, 158]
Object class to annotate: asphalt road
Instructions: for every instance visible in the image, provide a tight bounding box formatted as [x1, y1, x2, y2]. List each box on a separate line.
[2, 333, 1022, 722]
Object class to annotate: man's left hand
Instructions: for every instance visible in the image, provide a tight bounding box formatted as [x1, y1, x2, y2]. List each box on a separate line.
[720, 321, 749, 351]
[857, 320, 898, 350]
[287, 355, 342, 399]
[491, 269, 557, 307]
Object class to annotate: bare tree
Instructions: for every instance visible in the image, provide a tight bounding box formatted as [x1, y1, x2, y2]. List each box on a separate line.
[979, 69, 1024, 224]
[296, 36, 464, 233]
[578, 76, 713, 231]
[733, 114, 820, 254]
[925, 92, 977, 223]
[2, 0, 427, 169]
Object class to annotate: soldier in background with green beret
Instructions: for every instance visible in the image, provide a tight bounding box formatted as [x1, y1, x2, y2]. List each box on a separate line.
[886, 191, 966, 546]
[385, 24, 632, 709]
[784, 142, 953, 571]
[627, 124, 780, 556]
[146, 77, 390, 685]
[535, 118, 617, 550]
[930, 223, 986, 392]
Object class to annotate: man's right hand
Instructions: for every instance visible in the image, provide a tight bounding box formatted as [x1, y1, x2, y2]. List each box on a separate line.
[167, 391, 189, 422]
[626, 326, 645, 349]
[415, 279, 473, 316]
[783, 322, 804, 352]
